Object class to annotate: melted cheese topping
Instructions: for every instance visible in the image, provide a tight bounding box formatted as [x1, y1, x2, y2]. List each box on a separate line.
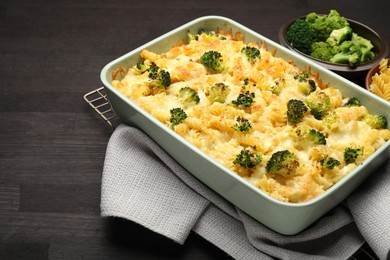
[113, 32, 390, 203]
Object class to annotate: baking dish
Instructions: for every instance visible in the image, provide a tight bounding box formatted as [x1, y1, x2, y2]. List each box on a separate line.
[100, 16, 390, 235]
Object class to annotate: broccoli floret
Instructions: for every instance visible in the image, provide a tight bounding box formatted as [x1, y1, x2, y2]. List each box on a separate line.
[286, 19, 314, 54]
[330, 51, 361, 67]
[179, 87, 200, 106]
[207, 82, 230, 104]
[200, 51, 225, 73]
[169, 108, 187, 129]
[294, 72, 317, 95]
[326, 26, 353, 46]
[136, 60, 148, 73]
[241, 46, 261, 63]
[320, 156, 341, 170]
[364, 114, 388, 129]
[344, 147, 363, 164]
[287, 99, 308, 124]
[305, 10, 349, 42]
[344, 97, 361, 107]
[233, 147, 262, 168]
[158, 69, 171, 87]
[329, 33, 375, 67]
[270, 78, 286, 95]
[232, 116, 252, 133]
[310, 41, 340, 61]
[305, 91, 331, 120]
[265, 150, 299, 177]
[148, 62, 159, 79]
[351, 33, 375, 62]
[147, 63, 171, 87]
[231, 91, 255, 108]
[307, 128, 327, 145]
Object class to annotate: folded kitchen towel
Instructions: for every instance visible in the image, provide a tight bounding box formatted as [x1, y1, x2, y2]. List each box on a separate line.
[101, 124, 389, 259]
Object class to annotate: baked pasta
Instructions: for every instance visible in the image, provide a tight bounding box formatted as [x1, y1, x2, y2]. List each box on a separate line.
[112, 30, 390, 203]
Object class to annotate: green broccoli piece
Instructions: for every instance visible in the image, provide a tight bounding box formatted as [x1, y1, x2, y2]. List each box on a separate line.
[207, 82, 230, 104]
[287, 99, 308, 124]
[200, 51, 225, 73]
[232, 116, 252, 133]
[265, 150, 299, 177]
[364, 114, 388, 129]
[169, 108, 187, 129]
[351, 33, 375, 62]
[286, 19, 314, 54]
[148, 62, 159, 79]
[179, 87, 200, 106]
[294, 72, 317, 95]
[233, 148, 262, 168]
[344, 147, 363, 164]
[310, 41, 340, 61]
[307, 128, 327, 145]
[158, 69, 171, 87]
[305, 91, 331, 120]
[305, 10, 349, 42]
[270, 79, 286, 95]
[147, 62, 171, 87]
[136, 60, 148, 72]
[329, 33, 375, 67]
[231, 91, 255, 108]
[241, 46, 261, 63]
[344, 97, 361, 107]
[320, 156, 341, 170]
[326, 26, 353, 46]
[330, 50, 361, 67]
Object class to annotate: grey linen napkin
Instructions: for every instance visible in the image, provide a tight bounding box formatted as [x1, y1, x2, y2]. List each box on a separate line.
[101, 124, 389, 259]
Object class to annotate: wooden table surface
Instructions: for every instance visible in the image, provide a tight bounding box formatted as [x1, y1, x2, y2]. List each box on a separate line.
[1, 0, 389, 259]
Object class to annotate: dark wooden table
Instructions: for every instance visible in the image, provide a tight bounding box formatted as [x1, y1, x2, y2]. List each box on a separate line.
[1, 0, 388, 259]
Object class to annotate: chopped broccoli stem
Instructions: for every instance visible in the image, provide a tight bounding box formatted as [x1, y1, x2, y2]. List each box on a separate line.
[320, 156, 341, 170]
[265, 150, 299, 176]
[200, 51, 225, 73]
[169, 108, 187, 129]
[233, 148, 262, 168]
[179, 87, 200, 106]
[231, 91, 255, 108]
[344, 147, 363, 164]
[287, 99, 308, 124]
[232, 116, 252, 133]
[207, 82, 230, 104]
[241, 46, 261, 63]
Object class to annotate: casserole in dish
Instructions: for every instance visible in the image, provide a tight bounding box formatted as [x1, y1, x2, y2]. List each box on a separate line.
[101, 16, 390, 235]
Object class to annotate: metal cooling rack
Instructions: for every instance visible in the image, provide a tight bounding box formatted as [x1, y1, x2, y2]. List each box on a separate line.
[84, 87, 379, 260]
[83, 87, 118, 131]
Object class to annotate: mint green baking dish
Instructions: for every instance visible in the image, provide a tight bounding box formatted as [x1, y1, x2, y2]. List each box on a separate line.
[100, 16, 390, 235]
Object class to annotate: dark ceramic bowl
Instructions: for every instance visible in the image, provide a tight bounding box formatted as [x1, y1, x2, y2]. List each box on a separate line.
[278, 15, 389, 81]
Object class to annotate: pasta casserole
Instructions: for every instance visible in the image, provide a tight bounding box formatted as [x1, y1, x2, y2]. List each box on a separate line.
[112, 29, 390, 203]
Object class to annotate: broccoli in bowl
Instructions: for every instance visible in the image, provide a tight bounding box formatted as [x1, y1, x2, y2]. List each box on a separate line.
[284, 10, 377, 68]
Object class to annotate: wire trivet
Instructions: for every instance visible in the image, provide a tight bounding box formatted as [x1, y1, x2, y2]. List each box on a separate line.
[84, 87, 379, 260]
[83, 87, 118, 131]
